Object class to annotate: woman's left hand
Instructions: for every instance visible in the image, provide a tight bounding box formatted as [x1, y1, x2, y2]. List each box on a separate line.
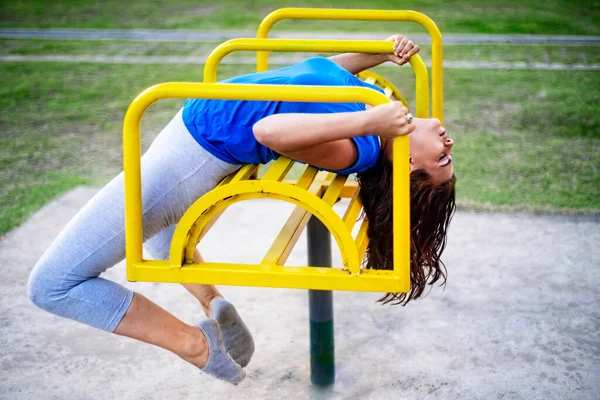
[385, 34, 420, 66]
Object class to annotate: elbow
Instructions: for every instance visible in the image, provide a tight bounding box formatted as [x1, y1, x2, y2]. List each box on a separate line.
[253, 120, 274, 147]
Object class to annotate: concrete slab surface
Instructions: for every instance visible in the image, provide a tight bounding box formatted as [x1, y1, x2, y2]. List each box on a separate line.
[1, 187, 599, 400]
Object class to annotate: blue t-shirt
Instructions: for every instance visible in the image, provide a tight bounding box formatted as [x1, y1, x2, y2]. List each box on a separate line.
[182, 57, 383, 174]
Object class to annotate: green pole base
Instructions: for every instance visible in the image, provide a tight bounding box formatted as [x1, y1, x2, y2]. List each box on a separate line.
[310, 319, 335, 385]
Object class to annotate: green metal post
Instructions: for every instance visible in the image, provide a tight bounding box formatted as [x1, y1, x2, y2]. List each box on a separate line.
[307, 216, 335, 385]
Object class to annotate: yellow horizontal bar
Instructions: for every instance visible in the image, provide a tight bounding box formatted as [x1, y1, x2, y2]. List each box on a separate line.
[256, 7, 443, 122]
[217, 173, 234, 187]
[288, 181, 358, 198]
[131, 260, 409, 293]
[321, 174, 347, 205]
[204, 38, 408, 83]
[308, 181, 357, 199]
[231, 164, 259, 182]
[294, 165, 319, 189]
[204, 37, 429, 117]
[261, 157, 295, 181]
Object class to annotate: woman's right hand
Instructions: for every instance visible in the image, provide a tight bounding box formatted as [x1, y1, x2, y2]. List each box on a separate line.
[365, 102, 415, 138]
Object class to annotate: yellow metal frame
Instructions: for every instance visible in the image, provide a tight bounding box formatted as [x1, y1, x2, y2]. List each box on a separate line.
[124, 84, 410, 292]
[203, 38, 429, 118]
[124, 12, 443, 293]
[256, 7, 443, 122]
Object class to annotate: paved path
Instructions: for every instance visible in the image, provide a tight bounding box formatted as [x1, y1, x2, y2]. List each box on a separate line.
[2, 54, 599, 70]
[1, 187, 599, 399]
[2, 29, 600, 45]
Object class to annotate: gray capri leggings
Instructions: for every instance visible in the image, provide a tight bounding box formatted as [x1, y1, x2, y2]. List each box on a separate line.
[27, 109, 239, 332]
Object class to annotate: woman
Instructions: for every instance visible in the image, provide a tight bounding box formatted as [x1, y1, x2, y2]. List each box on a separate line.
[27, 34, 455, 385]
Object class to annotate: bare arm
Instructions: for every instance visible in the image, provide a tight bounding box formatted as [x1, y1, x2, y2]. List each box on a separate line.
[253, 103, 414, 171]
[327, 53, 389, 75]
[253, 111, 370, 153]
[328, 34, 421, 74]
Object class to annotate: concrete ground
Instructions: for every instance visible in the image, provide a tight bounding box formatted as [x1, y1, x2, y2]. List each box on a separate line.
[1, 187, 599, 400]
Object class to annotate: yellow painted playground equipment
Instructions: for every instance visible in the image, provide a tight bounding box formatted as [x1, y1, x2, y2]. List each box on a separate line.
[256, 7, 443, 122]
[124, 9, 443, 294]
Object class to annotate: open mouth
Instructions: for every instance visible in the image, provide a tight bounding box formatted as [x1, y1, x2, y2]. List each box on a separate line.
[439, 153, 452, 165]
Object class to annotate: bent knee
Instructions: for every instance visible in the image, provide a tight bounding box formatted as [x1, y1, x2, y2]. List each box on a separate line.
[27, 259, 66, 312]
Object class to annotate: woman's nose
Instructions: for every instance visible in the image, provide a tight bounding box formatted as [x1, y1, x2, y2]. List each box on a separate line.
[445, 138, 454, 148]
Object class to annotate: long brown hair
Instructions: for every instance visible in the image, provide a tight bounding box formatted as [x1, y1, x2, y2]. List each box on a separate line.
[356, 154, 456, 305]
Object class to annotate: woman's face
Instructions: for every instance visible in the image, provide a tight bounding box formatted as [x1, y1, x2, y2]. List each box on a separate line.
[384, 117, 454, 183]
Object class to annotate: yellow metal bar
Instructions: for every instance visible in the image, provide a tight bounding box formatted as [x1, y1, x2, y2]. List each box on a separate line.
[186, 163, 258, 258]
[217, 173, 234, 187]
[256, 7, 443, 122]
[187, 160, 292, 257]
[260, 173, 348, 267]
[204, 38, 429, 118]
[131, 260, 405, 292]
[187, 209, 226, 257]
[320, 174, 347, 205]
[231, 164, 259, 182]
[355, 220, 370, 261]
[342, 189, 363, 231]
[186, 168, 247, 250]
[206, 38, 407, 82]
[262, 206, 312, 265]
[410, 56, 430, 118]
[308, 181, 358, 199]
[357, 70, 409, 108]
[261, 157, 295, 181]
[294, 165, 319, 189]
[262, 169, 322, 265]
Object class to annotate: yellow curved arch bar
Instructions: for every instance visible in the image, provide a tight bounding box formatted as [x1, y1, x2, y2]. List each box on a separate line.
[256, 8, 443, 122]
[170, 181, 361, 273]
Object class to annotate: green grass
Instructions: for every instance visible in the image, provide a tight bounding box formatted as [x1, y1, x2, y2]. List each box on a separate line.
[3, 39, 600, 65]
[0, 173, 90, 235]
[455, 133, 598, 211]
[1, 61, 599, 235]
[1, 0, 599, 35]
[0, 39, 219, 57]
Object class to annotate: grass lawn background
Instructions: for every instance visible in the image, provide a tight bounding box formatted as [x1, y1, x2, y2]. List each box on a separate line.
[2, 39, 600, 66]
[1, 0, 599, 35]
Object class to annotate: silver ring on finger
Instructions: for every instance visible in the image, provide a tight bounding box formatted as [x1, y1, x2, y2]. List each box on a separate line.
[405, 113, 413, 123]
